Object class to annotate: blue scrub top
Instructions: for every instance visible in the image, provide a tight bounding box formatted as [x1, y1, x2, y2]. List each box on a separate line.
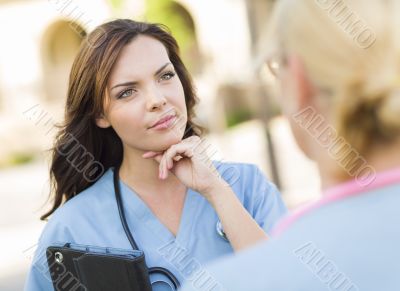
[24, 161, 287, 291]
[181, 169, 400, 291]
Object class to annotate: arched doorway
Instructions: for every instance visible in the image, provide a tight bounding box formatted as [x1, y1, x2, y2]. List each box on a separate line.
[145, 0, 203, 74]
[41, 20, 86, 102]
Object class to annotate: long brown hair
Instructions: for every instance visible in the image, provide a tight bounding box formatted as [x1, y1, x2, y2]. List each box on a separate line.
[41, 19, 202, 220]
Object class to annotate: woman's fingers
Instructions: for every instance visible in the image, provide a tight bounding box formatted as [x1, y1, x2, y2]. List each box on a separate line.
[157, 144, 193, 180]
[142, 150, 170, 179]
[173, 156, 182, 162]
[144, 136, 202, 180]
[165, 144, 194, 173]
[142, 151, 164, 179]
[160, 155, 167, 179]
[158, 158, 163, 179]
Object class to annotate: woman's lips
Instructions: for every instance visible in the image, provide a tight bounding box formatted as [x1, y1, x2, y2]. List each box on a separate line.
[149, 115, 177, 130]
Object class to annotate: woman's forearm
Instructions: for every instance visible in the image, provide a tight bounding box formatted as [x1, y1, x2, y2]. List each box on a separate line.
[202, 181, 269, 252]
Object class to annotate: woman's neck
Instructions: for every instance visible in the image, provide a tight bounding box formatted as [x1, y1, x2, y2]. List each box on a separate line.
[318, 138, 400, 191]
[118, 145, 185, 198]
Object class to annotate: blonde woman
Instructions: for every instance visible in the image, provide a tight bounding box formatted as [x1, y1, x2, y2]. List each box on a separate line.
[181, 0, 400, 290]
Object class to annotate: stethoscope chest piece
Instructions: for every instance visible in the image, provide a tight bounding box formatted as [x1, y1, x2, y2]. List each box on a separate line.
[216, 220, 229, 242]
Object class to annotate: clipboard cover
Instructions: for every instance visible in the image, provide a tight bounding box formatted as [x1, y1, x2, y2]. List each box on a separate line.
[46, 243, 152, 291]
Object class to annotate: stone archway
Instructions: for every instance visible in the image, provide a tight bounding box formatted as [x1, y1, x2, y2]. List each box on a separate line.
[146, 0, 203, 74]
[41, 20, 86, 102]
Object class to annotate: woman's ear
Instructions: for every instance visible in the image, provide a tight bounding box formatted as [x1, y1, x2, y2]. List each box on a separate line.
[95, 114, 111, 128]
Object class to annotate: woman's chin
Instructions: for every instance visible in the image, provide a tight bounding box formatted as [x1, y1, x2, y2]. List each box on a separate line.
[151, 135, 183, 152]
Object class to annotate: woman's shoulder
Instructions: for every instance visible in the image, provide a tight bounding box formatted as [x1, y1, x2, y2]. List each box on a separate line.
[52, 167, 114, 217]
[213, 160, 260, 176]
[211, 161, 287, 232]
[38, 168, 115, 243]
[213, 160, 273, 189]
[212, 160, 281, 206]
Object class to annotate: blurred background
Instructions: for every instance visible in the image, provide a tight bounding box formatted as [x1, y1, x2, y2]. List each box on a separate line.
[0, 0, 320, 289]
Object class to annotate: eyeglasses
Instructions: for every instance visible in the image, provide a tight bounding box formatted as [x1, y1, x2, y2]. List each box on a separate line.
[265, 53, 287, 78]
[257, 53, 287, 85]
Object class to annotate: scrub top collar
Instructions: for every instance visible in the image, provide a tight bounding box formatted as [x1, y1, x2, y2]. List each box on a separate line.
[272, 166, 400, 236]
[114, 167, 203, 247]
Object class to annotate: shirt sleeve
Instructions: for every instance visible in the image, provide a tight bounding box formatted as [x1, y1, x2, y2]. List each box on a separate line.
[24, 218, 74, 291]
[246, 166, 288, 234]
[24, 242, 55, 291]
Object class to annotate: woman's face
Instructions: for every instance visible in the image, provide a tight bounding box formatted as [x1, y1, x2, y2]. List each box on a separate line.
[272, 54, 317, 159]
[96, 35, 188, 153]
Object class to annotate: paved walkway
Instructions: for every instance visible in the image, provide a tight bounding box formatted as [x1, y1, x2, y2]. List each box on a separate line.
[0, 161, 48, 290]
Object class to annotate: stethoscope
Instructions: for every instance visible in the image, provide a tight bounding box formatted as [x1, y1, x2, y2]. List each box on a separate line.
[216, 220, 228, 241]
[113, 165, 229, 290]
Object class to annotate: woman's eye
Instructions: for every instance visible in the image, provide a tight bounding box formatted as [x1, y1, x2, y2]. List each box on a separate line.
[118, 89, 135, 99]
[160, 71, 176, 81]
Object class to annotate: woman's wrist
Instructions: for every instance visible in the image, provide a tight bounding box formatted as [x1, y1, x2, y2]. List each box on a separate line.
[200, 178, 232, 204]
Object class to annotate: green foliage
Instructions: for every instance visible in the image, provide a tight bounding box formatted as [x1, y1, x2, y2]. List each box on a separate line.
[107, 0, 124, 13]
[226, 109, 254, 128]
[145, 0, 195, 53]
[0, 152, 35, 169]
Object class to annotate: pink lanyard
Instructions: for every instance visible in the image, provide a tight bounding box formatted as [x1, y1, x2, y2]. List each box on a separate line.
[272, 167, 400, 237]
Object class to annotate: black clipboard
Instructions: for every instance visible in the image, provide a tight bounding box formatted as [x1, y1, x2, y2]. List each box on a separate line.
[46, 243, 152, 291]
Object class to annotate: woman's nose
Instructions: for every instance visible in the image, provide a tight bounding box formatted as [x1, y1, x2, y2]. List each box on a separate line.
[146, 85, 167, 111]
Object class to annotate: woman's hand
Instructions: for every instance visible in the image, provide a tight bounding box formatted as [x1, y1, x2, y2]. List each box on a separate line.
[143, 135, 269, 251]
[142, 136, 227, 199]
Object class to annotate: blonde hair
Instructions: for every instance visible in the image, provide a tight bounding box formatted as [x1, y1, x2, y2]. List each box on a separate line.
[263, 0, 400, 155]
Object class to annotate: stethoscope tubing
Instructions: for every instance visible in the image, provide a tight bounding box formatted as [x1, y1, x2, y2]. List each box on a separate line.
[113, 165, 181, 290]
